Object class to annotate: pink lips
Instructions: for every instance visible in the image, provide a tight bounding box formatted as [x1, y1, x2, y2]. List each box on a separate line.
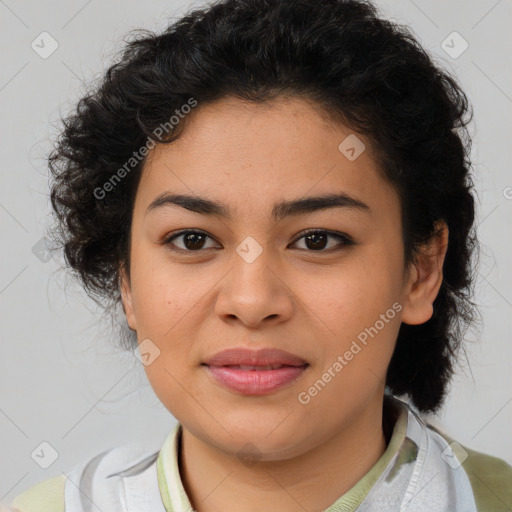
[202, 347, 309, 395]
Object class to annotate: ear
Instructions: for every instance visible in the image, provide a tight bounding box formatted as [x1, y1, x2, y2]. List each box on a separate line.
[119, 262, 137, 331]
[401, 220, 449, 326]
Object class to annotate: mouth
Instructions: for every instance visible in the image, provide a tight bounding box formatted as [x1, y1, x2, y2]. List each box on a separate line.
[214, 363, 306, 370]
[202, 362, 310, 395]
[201, 347, 310, 394]
[202, 347, 308, 367]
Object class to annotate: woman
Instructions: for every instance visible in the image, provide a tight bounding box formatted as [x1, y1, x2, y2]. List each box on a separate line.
[10, 0, 512, 510]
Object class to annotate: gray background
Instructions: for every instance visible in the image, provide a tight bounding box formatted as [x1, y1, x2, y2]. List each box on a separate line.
[1, 0, 511, 503]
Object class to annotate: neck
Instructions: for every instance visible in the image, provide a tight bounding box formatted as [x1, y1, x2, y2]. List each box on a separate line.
[178, 394, 395, 512]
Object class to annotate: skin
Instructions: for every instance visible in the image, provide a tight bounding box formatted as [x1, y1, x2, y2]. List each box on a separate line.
[120, 95, 449, 512]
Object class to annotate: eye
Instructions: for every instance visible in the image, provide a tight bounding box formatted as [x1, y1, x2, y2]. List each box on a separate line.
[163, 230, 220, 252]
[290, 230, 354, 252]
[162, 229, 354, 253]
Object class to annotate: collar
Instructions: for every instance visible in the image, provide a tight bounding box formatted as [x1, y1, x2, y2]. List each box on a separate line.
[155, 395, 412, 512]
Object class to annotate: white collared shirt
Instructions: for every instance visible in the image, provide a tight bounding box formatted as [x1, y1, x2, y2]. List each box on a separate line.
[10, 395, 512, 511]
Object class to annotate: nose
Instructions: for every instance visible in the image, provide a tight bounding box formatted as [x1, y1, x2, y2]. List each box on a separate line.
[214, 246, 294, 329]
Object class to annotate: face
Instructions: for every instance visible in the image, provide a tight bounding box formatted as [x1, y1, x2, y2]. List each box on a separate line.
[120, 95, 439, 460]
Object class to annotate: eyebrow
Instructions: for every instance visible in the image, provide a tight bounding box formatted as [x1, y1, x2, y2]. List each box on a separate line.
[145, 192, 370, 222]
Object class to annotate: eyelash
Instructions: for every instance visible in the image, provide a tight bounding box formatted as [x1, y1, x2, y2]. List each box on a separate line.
[162, 229, 354, 254]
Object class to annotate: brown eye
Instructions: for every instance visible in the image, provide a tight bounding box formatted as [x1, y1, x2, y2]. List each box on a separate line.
[163, 230, 220, 252]
[162, 229, 353, 254]
[291, 230, 353, 252]
[304, 232, 328, 250]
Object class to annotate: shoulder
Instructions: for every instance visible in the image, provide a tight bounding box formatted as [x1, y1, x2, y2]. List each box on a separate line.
[427, 423, 512, 511]
[8, 440, 161, 512]
[10, 474, 66, 512]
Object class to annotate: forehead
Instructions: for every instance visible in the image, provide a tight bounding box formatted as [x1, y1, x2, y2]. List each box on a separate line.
[135, 96, 398, 221]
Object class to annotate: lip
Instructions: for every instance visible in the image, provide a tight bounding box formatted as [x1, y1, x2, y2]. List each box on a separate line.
[203, 347, 308, 367]
[202, 347, 309, 395]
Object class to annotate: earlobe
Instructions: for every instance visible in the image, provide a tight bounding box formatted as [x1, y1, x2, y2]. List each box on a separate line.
[119, 263, 137, 331]
[401, 220, 449, 326]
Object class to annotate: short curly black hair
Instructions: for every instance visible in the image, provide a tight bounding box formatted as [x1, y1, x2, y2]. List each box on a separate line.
[48, 0, 479, 413]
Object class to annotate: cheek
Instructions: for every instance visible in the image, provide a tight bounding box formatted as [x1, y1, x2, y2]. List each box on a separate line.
[304, 251, 402, 369]
[313, 261, 399, 326]
[129, 252, 187, 332]
[128, 252, 205, 365]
